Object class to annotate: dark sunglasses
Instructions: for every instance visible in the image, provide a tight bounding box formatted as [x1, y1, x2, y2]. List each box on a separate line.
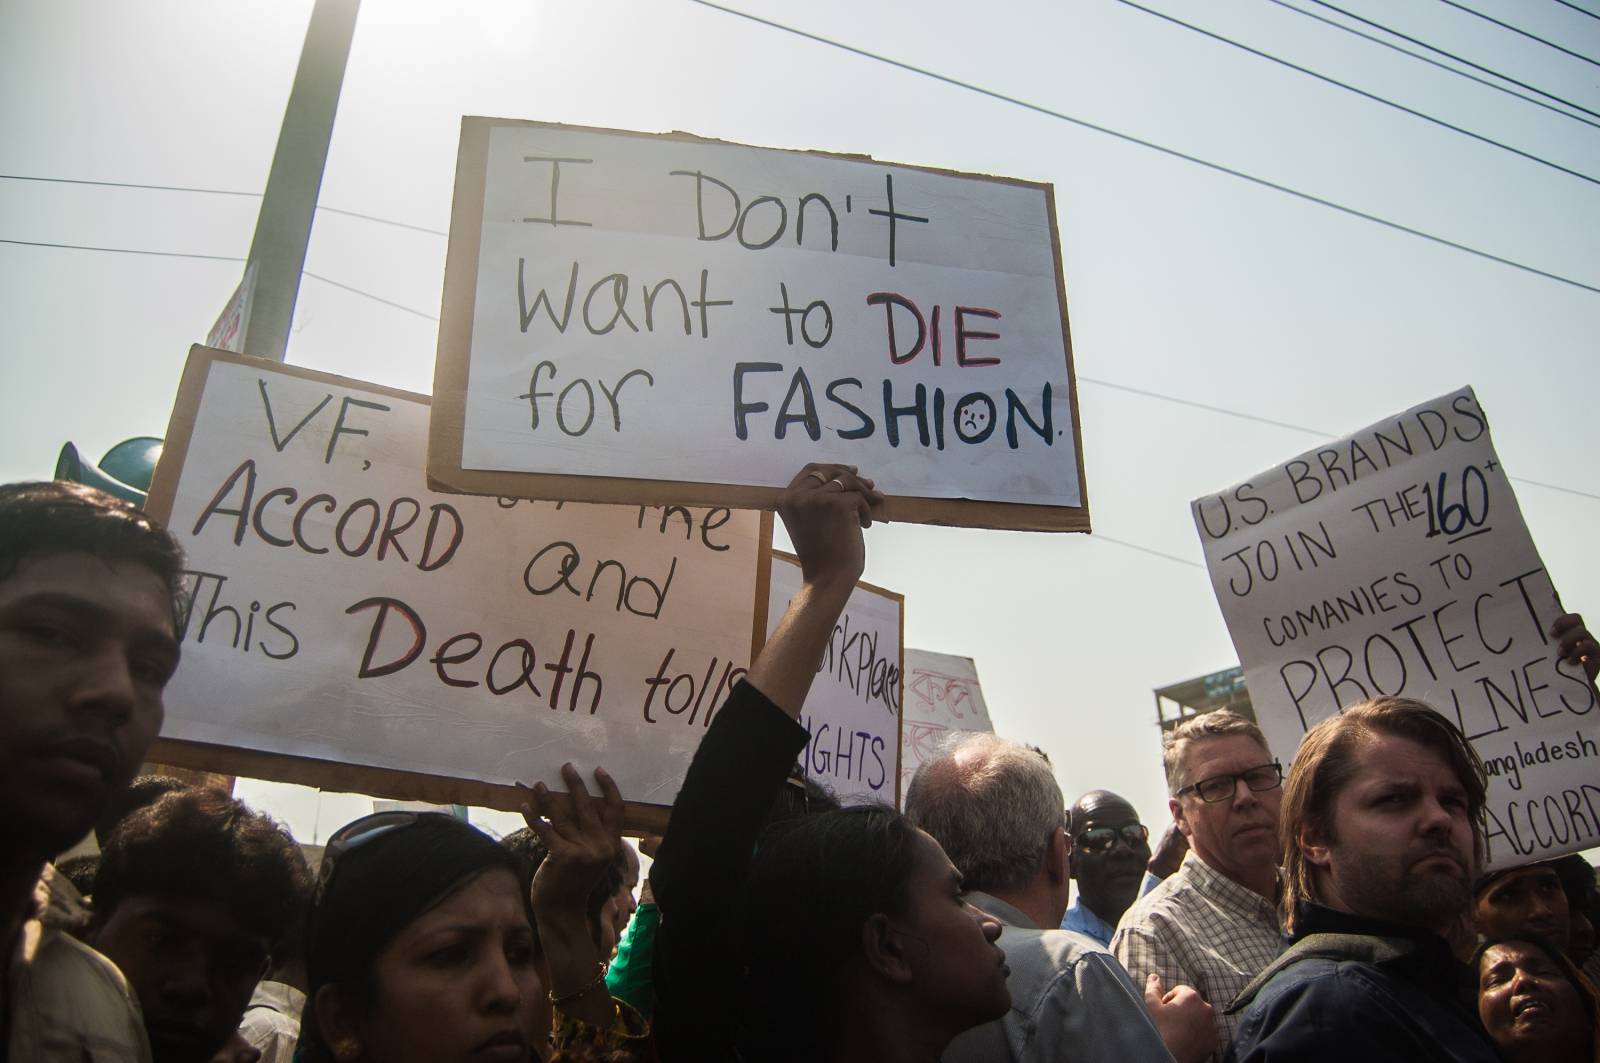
[315, 810, 426, 902]
[1076, 823, 1150, 853]
[1175, 761, 1283, 804]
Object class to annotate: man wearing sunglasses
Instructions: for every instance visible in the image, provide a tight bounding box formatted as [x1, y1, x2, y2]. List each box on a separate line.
[1061, 791, 1156, 948]
[1113, 710, 1285, 1058]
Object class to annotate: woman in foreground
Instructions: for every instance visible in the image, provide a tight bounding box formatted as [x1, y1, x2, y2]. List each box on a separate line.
[1476, 936, 1600, 1063]
[650, 464, 1011, 1063]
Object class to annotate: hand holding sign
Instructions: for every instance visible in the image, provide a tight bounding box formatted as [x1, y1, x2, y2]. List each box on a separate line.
[522, 763, 626, 912]
[1551, 612, 1599, 685]
[778, 463, 885, 594]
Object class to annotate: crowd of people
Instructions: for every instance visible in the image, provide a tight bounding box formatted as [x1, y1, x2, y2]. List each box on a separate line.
[2, 467, 1599, 1063]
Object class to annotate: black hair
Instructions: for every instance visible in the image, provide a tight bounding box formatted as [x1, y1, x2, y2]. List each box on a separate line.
[94, 774, 189, 846]
[0, 481, 187, 628]
[739, 805, 924, 1060]
[94, 788, 310, 949]
[55, 853, 100, 897]
[301, 814, 530, 1063]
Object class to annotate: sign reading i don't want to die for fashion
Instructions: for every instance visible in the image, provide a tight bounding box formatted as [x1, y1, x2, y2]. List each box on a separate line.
[429, 117, 1088, 532]
[1193, 387, 1598, 868]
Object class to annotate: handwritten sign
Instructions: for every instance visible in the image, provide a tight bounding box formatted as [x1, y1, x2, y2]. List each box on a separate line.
[145, 347, 769, 821]
[1192, 387, 1598, 866]
[765, 553, 903, 804]
[899, 649, 994, 804]
[430, 117, 1087, 532]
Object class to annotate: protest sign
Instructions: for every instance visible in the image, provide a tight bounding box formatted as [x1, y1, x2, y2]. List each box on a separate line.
[899, 649, 994, 803]
[144, 347, 770, 827]
[1192, 387, 1598, 866]
[764, 552, 903, 804]
[430, 117, 1087, 532]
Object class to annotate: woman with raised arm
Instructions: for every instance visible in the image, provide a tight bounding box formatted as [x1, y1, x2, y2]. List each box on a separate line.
[650, 464, 1011, 1063]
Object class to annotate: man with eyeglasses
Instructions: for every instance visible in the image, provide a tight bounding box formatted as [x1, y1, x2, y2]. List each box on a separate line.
[1061, 791, 1158, 947]
[1113, 710, 1285, 1058]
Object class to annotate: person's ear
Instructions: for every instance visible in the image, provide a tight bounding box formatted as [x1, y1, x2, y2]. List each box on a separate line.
[1048, 826, 1071, 887]
[1299, 818, 1332, 870]
[1168, 799, 1192, 840]
[314, 984, 365, 1063]
[861, 913, 916, 984]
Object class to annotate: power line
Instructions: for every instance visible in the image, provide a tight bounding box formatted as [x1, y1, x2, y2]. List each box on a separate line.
[1433, 0, 1600, 68]
[0, 237, 245, 262]
[9, 233, 1595, 508]
[1082, 377, 1600, 501]
[1550, 0, 1600, 24]
[686, 0, 1600, 297]
[1263, 0, 1600, 131]
[0, 174, 447, 238]
[1110, 0, 1600, 188]
[1306, 0, 1600, 122]
[1093, 534, 1206, 568]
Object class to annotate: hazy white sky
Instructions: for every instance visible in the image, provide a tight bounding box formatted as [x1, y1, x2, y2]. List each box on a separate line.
[3, 0, 1598, 846]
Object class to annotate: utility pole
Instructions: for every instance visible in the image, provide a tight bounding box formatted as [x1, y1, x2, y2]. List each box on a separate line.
[232, 0, 361, 362]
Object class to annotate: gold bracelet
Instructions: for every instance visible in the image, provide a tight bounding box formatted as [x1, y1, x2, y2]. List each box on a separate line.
[549, 961, 609, 1006]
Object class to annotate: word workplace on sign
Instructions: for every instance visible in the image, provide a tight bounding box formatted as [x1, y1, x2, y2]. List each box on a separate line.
[766, 553, 903, 804]
[146, 347, 765, 809]
[1192, 387, 1598, 866]
[432, 118, 1085, 529]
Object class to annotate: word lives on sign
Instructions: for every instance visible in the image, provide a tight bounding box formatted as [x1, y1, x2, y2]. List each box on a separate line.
[765, 553, 903, 803]
[145, 347, 766, 813]
[430, 117, 1087, 531]
[1193, 387, 1597, 867]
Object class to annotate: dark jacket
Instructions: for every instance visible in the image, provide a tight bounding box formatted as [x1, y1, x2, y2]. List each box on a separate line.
[1223, 904, 1499, 1063]
[650, 680, 808, 1063]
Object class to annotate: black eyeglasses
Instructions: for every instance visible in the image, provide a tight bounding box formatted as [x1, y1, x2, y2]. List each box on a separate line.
[1076, 823, 1150, 853]
[315, 811, 426, 902]
[1175, 762, 1283, 803]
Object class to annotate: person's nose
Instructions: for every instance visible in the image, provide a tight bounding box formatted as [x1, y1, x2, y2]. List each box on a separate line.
[69, 645, 137, 725]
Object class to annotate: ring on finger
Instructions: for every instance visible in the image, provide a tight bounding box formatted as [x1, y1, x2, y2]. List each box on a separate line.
[805, 469, 829, 486]
[827, 477, 847, 490]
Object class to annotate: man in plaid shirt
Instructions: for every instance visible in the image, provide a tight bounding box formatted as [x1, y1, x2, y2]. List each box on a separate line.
[1113, 711, 1284, 1057]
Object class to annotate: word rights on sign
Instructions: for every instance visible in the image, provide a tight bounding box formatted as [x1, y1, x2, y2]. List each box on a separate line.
[449, 119, 1081, 512]
[766, 553, 903, 804]
[1192, 386, 1597, 867]
[150, 349, 763, 808]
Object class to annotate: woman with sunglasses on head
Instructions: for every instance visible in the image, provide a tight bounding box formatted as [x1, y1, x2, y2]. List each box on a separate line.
[650, 464, 1012, 1063]
[1475, 936, 1600, 1063]
[298, 766, 650, 1063]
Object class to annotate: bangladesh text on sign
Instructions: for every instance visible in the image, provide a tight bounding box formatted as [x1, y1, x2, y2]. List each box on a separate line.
[145, 347, 769, 823]
[1192, 386, 1598, 867]
[430, 117, 1087, 532]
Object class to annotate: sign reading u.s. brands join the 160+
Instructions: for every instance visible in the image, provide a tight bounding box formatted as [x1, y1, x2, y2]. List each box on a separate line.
[1193, 387, 1597, 868]
[430, 118, 1086, 532]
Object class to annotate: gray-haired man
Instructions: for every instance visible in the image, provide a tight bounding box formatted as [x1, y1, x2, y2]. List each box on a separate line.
[908, 733, 1214, 1063]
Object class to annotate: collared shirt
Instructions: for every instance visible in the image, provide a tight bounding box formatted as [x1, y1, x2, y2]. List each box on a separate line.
[5, 864, 153, 1063]
[1060, 871, 1163, 946]
[240, 979, 305, 1063]
[1112, 852, 1280, 1053]
[946, 891, 1174, 1063]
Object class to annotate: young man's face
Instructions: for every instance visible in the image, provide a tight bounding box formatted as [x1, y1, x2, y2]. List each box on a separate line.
[0, 551, 177, 857]
[1304, 733, 1476, 933]
[1475, 866, 1571, 952]
[1070, 796, 1150, 924]
[92, 896, 269, 1063]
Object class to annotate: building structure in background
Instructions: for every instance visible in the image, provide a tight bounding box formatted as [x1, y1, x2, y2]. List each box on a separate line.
[1153, 666, 1254, 735]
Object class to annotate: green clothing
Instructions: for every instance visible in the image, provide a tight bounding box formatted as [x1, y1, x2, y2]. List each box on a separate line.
[605, 901, 659, 1019]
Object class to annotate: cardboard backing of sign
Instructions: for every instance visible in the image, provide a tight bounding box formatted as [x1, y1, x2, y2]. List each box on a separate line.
[429, 117, 1089, 533]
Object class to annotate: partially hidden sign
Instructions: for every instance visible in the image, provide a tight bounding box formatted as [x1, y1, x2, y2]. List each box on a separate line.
[1192, 387, 1598, 867]
[764, 552, 903, 804]
[145, 347, 770, 825]
[430, 117, 1087, 532]
[899, 649, 994, 804]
